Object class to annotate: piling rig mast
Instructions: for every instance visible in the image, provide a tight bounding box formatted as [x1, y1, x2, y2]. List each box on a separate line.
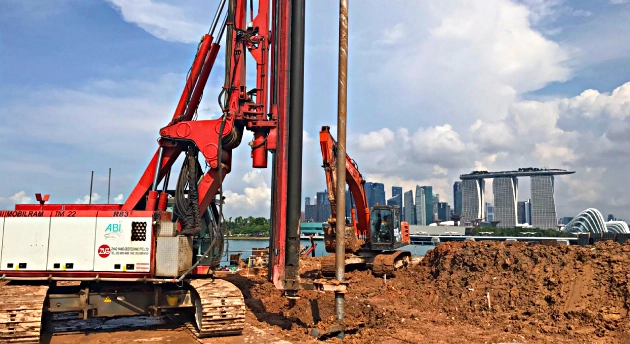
[0, 0, 324, 342]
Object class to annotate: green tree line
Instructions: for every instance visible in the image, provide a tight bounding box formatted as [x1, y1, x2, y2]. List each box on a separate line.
[222, 216, 270, 236]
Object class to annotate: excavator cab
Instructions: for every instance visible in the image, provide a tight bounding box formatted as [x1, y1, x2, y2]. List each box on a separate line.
[369, 205, 409, 251]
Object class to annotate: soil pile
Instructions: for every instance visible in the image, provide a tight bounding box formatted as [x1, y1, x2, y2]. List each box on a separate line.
[420, 240, 630, 341]
[227, 241, 630, 343]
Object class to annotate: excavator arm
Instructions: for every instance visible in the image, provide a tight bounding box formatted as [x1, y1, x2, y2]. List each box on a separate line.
[319, 125, 371, 244]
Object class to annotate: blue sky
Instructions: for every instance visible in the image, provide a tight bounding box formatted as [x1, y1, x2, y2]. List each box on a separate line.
[1, 0, 630, 220]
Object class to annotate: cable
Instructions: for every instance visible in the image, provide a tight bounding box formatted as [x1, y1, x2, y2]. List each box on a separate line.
[176, 0, 237, 282]
[173, 146, 202, 236]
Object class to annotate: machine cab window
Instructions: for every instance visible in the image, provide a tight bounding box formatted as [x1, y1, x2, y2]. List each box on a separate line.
[371, 208, 393, 243]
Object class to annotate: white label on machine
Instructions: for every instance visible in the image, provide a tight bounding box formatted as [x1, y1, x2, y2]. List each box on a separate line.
[93, 216, 153, 272]
[47, 217, 98, 271]
[1, 217, 51, 271]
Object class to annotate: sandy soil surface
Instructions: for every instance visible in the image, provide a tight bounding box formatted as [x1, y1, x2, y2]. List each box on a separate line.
[11, 240, 630, 343]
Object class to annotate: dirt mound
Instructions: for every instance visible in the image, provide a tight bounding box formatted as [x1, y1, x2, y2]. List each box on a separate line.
[227, 241, 630, 343]
[420, 240, 630, 341]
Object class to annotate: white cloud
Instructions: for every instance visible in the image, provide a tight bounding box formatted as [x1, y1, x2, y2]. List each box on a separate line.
[611, 0, 629, 4]
[11, 191, 32, 204]
[3, 0, 629, 220]
[345, 79, 630, 216]
[0, 73, 190, 153]
[222, 170, 271, 218]
[113, 194, 124, 203]
[105, 0, 208, 43]
[303, 130, 314, 146]
[359, 0, 572, 131]
[560, 84, 630, 119]
[534, 142, 576, 165]
[432, 165, 448, 176]
[75, 193, 102, 204]
[377, 23, 405, 44]
[0, 191, 33, 205]
[357, 128, 395, 151]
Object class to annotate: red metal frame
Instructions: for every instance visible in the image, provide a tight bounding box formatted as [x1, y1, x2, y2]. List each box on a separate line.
[123, 0, 275, 214]
[269, 0, 291, 290]
[1, 0, 294, 288]
[14, 204, 123, 211]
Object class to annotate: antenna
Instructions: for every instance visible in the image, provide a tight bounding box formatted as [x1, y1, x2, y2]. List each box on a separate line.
[107, 168, 111, 204]
[89, 171, 94, 204]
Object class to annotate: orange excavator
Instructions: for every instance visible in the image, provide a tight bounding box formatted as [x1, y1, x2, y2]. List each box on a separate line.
[319, 126, 411, 277]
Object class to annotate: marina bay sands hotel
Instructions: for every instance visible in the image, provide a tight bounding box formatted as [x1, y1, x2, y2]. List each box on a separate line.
[460, 168, 575, 229]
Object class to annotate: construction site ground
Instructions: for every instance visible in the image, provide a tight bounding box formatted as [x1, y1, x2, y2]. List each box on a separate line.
[9, 240, 630, 343]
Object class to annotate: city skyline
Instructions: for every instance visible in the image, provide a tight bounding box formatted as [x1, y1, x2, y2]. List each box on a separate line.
[1, 2, 629, 222]
[302, 165, 623, 225]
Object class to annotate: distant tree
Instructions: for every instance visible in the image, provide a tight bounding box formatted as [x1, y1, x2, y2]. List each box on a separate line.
[223, 216, 271, 236]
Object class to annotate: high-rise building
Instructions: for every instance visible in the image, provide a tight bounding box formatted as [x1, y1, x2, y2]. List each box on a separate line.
[304, 190, 333, 223]
[391, 186, 403, 210]
[461, 179, 485, 225]
[415, 186, 433, 225]
[305, 204, 317, 222]
[316, 191, 329, 205]
[437, 202, 451, 222]
[364, 182, 386, 208]
[403, 190, 415, 224]
[433, 194, 439, 222]
[517, 201, 526, 224]
[524, 199, 532, 225]
[319, 204, 331, 223]
[364, 182, 374, 208]
[372, 183, 386, 207]
[493, 176, 518, 228]
[485, 202, 494, 222]
[530, 175, 557, 229]
[453, 181, 462, 216]
[415, 186, 425, 226]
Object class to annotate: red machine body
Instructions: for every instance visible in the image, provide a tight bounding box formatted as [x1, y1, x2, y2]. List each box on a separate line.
[0, 0, 303, 293]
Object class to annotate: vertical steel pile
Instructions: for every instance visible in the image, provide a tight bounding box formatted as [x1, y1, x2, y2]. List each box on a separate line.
[335, 0, 349, 326]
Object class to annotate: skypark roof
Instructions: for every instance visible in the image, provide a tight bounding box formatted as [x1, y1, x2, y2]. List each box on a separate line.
[460, 168, 575, 180]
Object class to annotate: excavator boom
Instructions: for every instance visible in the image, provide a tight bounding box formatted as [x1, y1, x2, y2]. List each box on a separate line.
[319, 125, 371, 242]
[319, 126, 412, 277]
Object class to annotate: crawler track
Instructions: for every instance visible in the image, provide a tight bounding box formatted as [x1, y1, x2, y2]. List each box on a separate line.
[372, 251, 411, 277]
[185, 278, 245, 338]
[0, 284, 48, 343]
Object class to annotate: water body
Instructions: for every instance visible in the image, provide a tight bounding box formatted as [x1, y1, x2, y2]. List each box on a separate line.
[219, 238, 434, 266]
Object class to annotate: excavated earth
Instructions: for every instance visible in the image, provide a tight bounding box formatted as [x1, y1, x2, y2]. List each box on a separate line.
[13, 240, 630, 343]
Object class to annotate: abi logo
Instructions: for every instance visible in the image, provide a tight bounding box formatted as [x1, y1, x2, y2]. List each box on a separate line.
[104, 223, 122, 239]
[106, 224, 121, 232]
